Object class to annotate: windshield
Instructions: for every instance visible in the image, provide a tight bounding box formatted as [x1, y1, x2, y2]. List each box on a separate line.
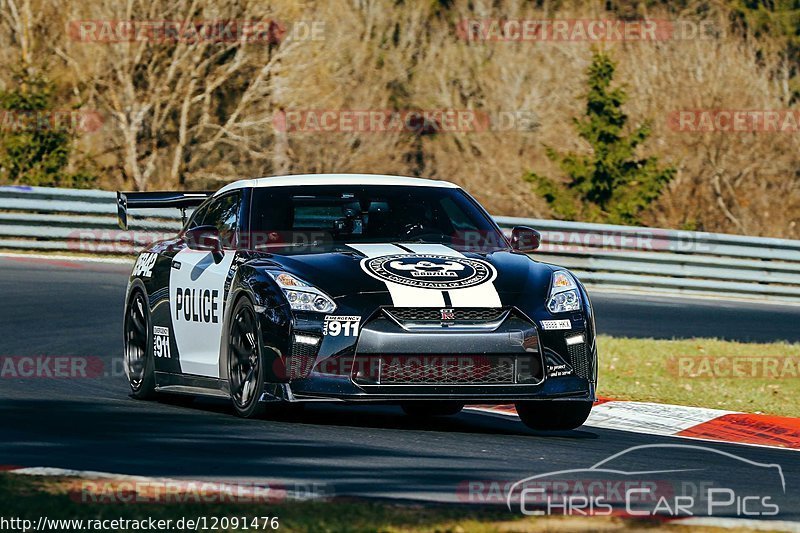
[248, 185, 508, 252]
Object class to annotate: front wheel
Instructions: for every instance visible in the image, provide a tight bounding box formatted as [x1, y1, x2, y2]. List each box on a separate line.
[124, 291, 156, 400]
[401, 401, 464, 417]
[228, 297, 267, 418]
[515, 400, 592, 431]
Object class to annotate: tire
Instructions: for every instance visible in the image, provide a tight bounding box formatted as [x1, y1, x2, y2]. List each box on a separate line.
[124, 290, 157, 400]
[401, 401, 464, 417]
[515, 400, 592, 431]
[227, 297, 267, 418]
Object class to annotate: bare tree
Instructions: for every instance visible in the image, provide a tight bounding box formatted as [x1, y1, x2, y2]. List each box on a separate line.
[0, 0, 797, 237]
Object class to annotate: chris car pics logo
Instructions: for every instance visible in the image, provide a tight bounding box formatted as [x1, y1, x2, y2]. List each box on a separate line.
[504, 444, 785, 518]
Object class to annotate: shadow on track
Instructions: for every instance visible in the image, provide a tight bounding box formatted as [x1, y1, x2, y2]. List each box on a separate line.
[2, 397, 798, 514]
[175, 396, 599, 440]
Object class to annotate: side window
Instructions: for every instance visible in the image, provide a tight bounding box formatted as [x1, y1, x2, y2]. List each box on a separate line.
[186, 199, 208, 230]
[191, 192, 241, 248]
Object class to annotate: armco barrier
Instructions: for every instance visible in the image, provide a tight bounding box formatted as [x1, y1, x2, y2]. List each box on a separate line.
[1, 185, 799, 303]
[0, 185, 182, 255]
[494, 216, 800, 302]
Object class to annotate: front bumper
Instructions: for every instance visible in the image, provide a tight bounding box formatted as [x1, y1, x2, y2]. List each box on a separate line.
[283, 307, 595, 402]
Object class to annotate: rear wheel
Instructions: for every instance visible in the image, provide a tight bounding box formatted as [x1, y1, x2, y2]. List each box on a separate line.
[228, 297, 267, 418]
[401, 401, 464, 417]
[515, 400, 592, 431]
[124, 291, 156, 399]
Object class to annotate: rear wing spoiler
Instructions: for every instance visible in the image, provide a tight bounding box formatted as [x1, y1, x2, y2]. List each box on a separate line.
[116, 191, 212, 230]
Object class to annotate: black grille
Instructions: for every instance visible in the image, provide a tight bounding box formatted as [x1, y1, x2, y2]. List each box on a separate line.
[358, 354, 525, 385]
[286, 335, 320, 380]
[384, 307, 507, 323]
[566, 331, 591, 380]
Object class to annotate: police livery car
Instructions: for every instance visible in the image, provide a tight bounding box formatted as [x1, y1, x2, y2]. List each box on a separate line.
[119, 174, 597, 430]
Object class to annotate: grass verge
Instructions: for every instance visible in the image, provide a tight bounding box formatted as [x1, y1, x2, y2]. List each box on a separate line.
[597, 335, 800, 417]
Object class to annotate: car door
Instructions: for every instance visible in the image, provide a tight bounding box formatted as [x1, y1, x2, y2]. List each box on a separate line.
[169, 191, 241, 378]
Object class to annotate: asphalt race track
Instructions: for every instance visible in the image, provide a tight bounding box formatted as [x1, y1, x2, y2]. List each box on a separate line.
[1, 255, 799, 520]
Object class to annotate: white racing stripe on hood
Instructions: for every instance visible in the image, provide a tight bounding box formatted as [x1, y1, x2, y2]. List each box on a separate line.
[346, 243, 445, 307]
[347, 242, 501, 308]
[400, 244, 502, 307]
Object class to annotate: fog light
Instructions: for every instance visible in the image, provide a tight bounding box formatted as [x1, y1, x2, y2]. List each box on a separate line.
[294, 334, 320, 345]
[565, 333, 585, 346]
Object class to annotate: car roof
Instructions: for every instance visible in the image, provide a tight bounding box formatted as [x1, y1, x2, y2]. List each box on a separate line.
[214, 173, 460, 196]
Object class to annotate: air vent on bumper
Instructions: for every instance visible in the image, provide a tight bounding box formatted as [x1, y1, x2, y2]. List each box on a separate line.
[286, 333, 320, 380]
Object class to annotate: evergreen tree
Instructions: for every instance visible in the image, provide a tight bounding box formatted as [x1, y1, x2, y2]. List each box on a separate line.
[525, 50, 674, 225]
[0, 71, 95, 188]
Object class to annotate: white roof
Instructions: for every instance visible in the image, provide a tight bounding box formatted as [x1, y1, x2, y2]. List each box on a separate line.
[214, 173, 459, 196]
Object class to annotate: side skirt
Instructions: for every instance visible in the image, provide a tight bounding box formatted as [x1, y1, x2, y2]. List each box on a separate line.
[155, 372, 228, 399]
[155, 371, 290, 403]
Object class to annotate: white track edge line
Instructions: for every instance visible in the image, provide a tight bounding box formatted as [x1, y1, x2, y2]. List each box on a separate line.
[465, 405, 800, 452]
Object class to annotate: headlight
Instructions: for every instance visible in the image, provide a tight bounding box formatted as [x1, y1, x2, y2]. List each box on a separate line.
[546, 270, 581, 314]
[267, 271, 337, 313]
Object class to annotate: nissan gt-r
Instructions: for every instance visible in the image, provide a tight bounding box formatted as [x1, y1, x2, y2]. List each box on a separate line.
[119, 174, 597, 430]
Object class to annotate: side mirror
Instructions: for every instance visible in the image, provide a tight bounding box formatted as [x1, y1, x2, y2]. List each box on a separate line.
[510, 226, 541, 252]
[185, 225, 224, 263]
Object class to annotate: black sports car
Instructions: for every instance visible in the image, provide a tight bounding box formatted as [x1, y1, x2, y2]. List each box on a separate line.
[119, 174, 597, 430]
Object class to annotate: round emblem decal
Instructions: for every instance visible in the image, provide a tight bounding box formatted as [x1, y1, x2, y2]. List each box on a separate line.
[361, 254, 496, 289]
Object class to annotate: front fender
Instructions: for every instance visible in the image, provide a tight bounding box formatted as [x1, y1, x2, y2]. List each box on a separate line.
[219, 261, 294, 384]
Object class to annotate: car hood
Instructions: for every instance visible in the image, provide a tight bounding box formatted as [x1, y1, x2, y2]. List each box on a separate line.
[252, 243, 555, 305]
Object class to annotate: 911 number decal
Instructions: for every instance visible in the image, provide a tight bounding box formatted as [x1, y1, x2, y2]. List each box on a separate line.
[323, 315, 361, 337]
[132, 252, 157, 278]
[153, 326, 171, 358]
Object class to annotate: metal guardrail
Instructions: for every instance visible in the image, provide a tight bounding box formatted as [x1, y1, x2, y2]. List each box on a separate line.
[494, 216, 800, 302]
[0, 185, 182, 254]
[1, 185, 799, 303]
